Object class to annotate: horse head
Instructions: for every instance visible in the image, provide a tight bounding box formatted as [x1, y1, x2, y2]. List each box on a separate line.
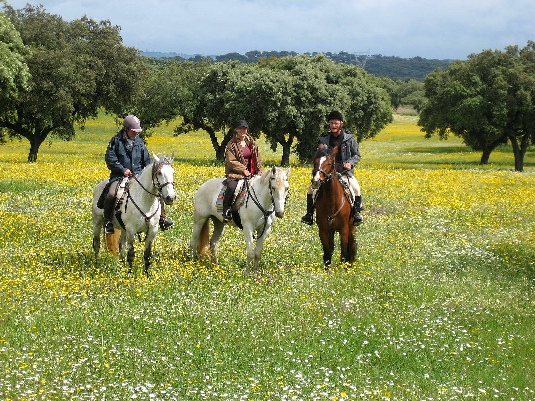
[267, 166, 290, 218]
[311, 146, 337, 189]
[152, 153, 176, 205]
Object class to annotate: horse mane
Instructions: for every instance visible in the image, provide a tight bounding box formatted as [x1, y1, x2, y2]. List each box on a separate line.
[313, 145, 338, 160]
[260, 168, 271, 181]
[155, 154, 173, 165]
[259, 166, 286, 186]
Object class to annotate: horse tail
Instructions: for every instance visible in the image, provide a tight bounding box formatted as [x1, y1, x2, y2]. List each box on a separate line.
[105, 229, 121, 255]
[198, 219, 211, 256]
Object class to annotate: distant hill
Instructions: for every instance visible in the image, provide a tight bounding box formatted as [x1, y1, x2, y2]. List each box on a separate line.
[141, 50, 455, 80]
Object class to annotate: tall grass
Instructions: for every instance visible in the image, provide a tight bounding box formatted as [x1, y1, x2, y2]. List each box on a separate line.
[1, 114, 534, 400]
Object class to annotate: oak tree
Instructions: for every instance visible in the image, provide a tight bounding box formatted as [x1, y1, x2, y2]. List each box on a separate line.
[1, 5, 146, 162]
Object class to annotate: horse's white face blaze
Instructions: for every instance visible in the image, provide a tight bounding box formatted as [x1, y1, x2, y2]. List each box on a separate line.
[271, 168, 289, 218]
[312, 155, 329, 189]
[157, 163, 176, 205]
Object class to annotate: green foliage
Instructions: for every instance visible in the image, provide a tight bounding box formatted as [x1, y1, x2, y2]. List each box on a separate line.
[154, 50, 453, 80]
[0, 4, 147, 162]
[419, 42, 535, 171]
[0, 11, 30, 115]
[137, 55, 392, 165]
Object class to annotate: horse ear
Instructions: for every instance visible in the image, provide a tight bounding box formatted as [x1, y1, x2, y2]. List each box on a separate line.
[271, 166, 276, 175]
[152, 152, 160, 163]
[170, 152, 174, 162]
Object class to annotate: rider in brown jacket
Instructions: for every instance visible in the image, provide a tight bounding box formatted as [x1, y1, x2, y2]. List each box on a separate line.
[222, 120, 263, 222]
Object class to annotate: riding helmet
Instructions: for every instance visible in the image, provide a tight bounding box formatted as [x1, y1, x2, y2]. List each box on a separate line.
[327, 111, 344, 122]
[123, 115, 143, 132]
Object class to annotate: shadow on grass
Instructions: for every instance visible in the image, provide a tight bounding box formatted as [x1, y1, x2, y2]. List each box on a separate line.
[405, 145, 472, 154]
[491, 242, 535, 283]
[44, 250, 127, 278]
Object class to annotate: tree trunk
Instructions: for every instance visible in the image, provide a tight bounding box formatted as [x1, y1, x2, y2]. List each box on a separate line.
[479, 135, 507, 166]
[509, 132, 527, 172]
[480, 149, 491, 165]
[280, 134, 294, 167]
[27, 134, 47, 163]
[199, 124, 233, 162]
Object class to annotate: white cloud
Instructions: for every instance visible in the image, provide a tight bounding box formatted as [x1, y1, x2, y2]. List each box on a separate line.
[4, 0, 534, 59]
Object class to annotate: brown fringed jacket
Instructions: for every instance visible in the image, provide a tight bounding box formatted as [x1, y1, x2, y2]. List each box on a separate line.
[224, 134, 263, 180]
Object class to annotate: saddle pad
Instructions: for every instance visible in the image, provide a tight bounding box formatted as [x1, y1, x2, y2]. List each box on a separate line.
[337, 174, 355, 207]
[216, 179, 246, 213]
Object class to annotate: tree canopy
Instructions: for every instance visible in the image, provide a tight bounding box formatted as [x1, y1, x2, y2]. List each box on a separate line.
[1, 4, 146, 162]
[418, 43, 535, 171]
[0, 10, 30, 139]
[136, 55, 392, 165]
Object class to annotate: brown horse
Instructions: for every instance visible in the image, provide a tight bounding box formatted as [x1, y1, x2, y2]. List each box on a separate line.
[311, 146, 357, 269]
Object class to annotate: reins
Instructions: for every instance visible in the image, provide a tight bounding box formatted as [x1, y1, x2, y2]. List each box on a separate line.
[315, 158, 347, 227]
[244, 174, 277, 238]
[124, 161, 174, 222]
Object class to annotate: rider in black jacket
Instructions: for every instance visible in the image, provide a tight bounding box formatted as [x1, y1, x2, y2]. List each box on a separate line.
[301, 111, 364, 226]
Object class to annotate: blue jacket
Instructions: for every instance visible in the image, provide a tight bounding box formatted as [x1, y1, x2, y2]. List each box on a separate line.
[318, 130, 360, 177]
[105, 129, 151, 181]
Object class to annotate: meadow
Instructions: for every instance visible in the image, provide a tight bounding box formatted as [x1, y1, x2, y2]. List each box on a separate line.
[1, 113, 534, 400]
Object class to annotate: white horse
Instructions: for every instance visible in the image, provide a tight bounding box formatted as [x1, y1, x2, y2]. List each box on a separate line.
[190, 166, 290, 270]
[91, 154, 176, 276]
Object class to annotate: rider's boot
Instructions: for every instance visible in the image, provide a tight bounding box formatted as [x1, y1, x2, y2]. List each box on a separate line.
[159, 203, 174, 230]
[352, 195, 364, 226]
[222, 185, 233, 222]
[103, 195, 115, 234]
[159, 215, 174, 230]
[300, 194, 314, 225]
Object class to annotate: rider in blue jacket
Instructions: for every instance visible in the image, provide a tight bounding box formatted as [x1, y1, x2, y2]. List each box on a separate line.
[102, 115, 174, 234]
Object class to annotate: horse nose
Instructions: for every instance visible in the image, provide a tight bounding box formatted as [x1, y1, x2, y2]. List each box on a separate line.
[164, 194, 176, 205]
[275, 210, 284, 218]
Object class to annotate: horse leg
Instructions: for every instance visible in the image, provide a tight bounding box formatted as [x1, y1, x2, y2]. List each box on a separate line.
[251, 224, 273, 271]
[92, 223, 101, 255]
[209, 217, 225, 264]
[339, 227, 351, 264]
[125, 232, 135, 274]
[347, 230, 357, 263]
[319, 229, 334, 270]
[143, 231, 157, 277]
[119, 231, 126, 260]
[242, 225, 257, 270]
[92, 207, 104, 255]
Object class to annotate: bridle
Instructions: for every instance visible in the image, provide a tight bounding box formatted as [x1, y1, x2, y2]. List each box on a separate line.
[126, 160, 175, 222]
[244, 171, 288, 238]
[313, 155, 346, 226]
[312, 155, 335, 187]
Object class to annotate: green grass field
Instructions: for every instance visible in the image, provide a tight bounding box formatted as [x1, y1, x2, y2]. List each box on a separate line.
[1, 113, 534, 400]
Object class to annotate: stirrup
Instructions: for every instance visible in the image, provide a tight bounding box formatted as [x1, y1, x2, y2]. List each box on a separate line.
[104, 220, 114, 234]
[159, 216, 174, 230]
[353, 212, 364, 226]
[301, 213, 314, 225]
[223, 208, 232, 222]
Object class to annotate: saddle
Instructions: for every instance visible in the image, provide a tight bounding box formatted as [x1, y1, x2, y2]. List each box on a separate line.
[96, 177, 130, 209]
[313, 174, 355, 208]
[216, 179, 247, 213]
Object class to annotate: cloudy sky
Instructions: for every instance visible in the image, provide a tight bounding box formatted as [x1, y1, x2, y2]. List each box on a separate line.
[3, 0, 534, 60]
